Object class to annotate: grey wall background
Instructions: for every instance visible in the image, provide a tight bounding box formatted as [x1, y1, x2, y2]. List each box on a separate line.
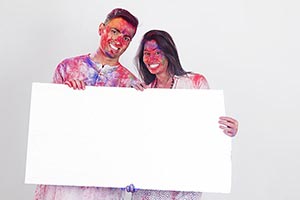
[1, 0, 299, 199]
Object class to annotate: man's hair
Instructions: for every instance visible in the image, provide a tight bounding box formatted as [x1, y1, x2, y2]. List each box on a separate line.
[105, 8, 139, 29]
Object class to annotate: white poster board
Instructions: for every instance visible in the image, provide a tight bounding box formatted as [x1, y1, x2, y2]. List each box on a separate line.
[25, 83, 232, 193]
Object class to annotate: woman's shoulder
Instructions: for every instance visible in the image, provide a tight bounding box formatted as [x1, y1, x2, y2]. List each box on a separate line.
[176, 72, 207, 82]
[174, 72, 209, 89]
[187, 72, 206, 79]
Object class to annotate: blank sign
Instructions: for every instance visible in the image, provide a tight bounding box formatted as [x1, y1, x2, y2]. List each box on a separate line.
[25, 83, 232, 193]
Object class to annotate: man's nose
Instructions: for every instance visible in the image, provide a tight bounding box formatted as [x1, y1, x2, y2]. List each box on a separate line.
[114, 35, 125, 45]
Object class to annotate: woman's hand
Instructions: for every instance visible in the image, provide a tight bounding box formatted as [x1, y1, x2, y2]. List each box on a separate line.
[64, 79, 86, 90]
[218, 116, 239, 137]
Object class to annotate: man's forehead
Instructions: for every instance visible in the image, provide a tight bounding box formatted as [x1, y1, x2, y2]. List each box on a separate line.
[107, 18, 136, 32]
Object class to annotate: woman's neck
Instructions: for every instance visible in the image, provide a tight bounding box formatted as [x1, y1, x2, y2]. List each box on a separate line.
[155, 74, 174, 88]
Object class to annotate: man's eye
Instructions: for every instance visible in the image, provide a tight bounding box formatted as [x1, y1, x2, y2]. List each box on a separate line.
[144, 52, 150, 56]
[111, 29, 118, 34]
[124, 36, 131, 42]
[156, 51, 161, 55]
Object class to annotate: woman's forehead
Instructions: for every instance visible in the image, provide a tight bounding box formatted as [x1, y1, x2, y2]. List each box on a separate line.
[144, 40, 159, 50]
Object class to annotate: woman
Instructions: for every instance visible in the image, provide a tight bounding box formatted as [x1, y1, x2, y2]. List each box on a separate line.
[131, 30, 239, 200]
[135, 30, 238, 137]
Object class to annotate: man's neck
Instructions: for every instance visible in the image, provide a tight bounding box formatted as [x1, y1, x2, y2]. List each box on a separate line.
[91, 49, 120, 67]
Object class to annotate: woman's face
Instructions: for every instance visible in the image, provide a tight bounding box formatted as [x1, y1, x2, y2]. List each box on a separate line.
[143, 40, 168, 76]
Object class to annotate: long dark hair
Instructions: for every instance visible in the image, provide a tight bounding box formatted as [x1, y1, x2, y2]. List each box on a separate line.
[135, 30, 188, 85]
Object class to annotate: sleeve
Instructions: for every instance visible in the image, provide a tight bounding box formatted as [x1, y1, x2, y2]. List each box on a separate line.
[34, 185, 56, 200]
[52, 62, 65, 84]
[118, 66, 140, 88]
[192, 73, 210, 89]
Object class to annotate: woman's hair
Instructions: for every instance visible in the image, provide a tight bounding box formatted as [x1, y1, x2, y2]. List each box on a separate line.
[135, 30, 188, 85]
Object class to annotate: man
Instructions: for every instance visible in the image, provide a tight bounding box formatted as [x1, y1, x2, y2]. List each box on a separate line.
[53, 8, 139, 89]
[34, 8, 139, 200]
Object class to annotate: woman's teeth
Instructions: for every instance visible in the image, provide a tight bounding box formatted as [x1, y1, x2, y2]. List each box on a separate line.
[150, 64, 159, 68]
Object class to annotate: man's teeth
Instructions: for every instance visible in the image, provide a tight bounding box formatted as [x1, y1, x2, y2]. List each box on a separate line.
[150, 64, 159, 68]
[110, 44, 119, 50]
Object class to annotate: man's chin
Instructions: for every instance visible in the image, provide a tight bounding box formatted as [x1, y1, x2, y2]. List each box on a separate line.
[105, 51, 119, 59]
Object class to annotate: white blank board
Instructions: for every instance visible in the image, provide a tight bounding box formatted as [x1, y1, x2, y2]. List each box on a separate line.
[25, 82, 232, 193]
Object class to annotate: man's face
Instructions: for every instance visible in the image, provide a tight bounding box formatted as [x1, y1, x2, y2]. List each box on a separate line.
[99, 17, 136, 59]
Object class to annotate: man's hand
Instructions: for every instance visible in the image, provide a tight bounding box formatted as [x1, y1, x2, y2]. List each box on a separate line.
[64, 80, 86, 90]
[125, 184, 137, 193]
[131, 81, 147, 91]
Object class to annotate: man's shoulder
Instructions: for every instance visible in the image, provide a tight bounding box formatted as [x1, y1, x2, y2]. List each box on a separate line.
[58, 54, 90, 65]
[116, 64, 137, 77]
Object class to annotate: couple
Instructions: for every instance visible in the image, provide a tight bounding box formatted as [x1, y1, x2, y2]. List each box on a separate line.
[35, 8, 238, 200]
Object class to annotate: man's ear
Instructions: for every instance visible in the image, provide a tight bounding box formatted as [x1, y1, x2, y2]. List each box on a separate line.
[98, 23, 105, 36]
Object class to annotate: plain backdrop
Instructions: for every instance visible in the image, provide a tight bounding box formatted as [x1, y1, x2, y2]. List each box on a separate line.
[1, 0, 299, 199]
